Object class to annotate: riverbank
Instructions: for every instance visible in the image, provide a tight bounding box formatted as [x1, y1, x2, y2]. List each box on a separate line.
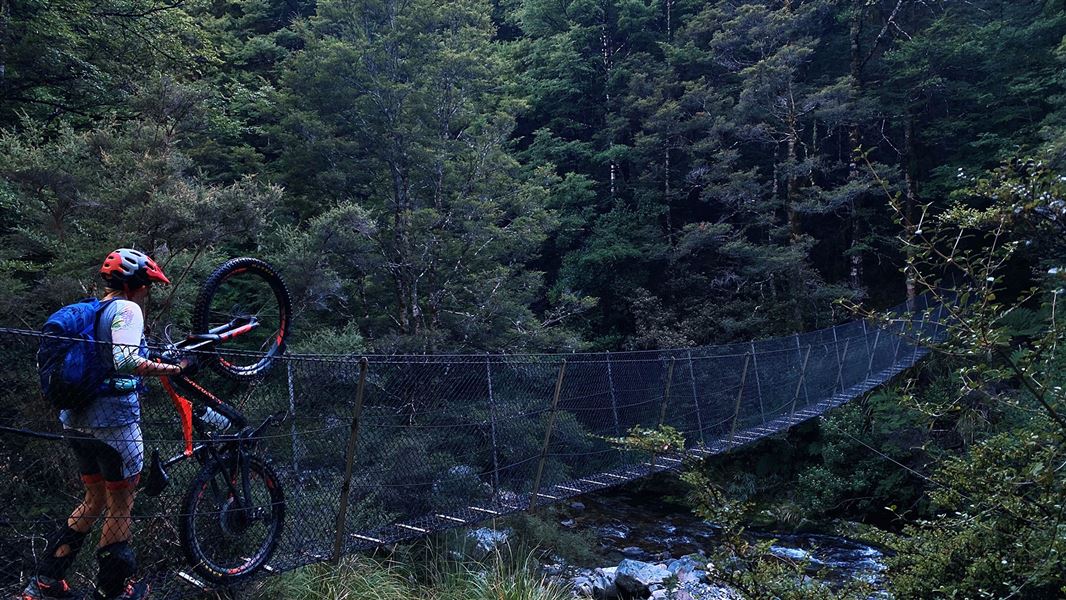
[253, 477, 891, 600]
[547, 483, 889, 599]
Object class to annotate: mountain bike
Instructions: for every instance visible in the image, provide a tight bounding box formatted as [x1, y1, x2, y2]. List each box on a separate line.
[141, 257, 293, 586]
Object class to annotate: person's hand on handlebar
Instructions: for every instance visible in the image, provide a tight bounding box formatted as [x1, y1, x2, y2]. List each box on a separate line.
[149, 349, 199, 377]
[176, 355, 199, 377]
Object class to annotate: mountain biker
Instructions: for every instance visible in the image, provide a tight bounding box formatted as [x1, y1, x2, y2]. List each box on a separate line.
[21, 249, 196, 600]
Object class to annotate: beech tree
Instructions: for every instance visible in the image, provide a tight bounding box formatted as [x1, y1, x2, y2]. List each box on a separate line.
[273, 0, 575, 352]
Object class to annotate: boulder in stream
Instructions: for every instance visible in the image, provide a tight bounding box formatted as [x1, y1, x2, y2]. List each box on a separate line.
[667, 555, 708, 583]
[466, 527, 509, 558]
[614, 559, 671, 598]
[621, 546, 646, 558]
[571, 567, 620, 599]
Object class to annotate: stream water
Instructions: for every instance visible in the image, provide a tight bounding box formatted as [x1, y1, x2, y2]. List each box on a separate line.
[563, 486, 889, 597]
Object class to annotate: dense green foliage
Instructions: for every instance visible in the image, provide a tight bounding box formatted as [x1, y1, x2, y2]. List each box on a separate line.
[4, 0, 1062, 350]
[864, 158, 1066, 598]
[2, 0, 1065, 597]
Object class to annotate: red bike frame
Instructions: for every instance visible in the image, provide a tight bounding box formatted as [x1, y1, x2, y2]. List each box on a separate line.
[158, 317, 257, 455]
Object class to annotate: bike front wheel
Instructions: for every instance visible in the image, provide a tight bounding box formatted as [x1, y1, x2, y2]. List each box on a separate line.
[192, 257, 292, 381]
[179, 455, 286, 585]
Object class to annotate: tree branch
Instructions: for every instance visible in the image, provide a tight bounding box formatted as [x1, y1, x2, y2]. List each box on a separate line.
[860, 0, 907, 72]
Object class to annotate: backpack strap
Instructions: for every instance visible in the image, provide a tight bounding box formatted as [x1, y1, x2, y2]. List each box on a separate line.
[93, 298, 119, 338]
[93, 298, 120, 373]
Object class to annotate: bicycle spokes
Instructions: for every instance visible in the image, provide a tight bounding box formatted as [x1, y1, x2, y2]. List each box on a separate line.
[182, 458, 284, 581]
[204, 276, 283, 355]
[192, 258, 292, 382]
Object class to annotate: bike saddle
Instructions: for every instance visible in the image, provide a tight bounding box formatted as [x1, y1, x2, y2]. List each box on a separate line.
[142, 449, 170, 497]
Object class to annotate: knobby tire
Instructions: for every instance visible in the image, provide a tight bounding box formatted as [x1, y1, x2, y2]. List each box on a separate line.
[191, 257, 292, 381]
[179, 455, 286, 585]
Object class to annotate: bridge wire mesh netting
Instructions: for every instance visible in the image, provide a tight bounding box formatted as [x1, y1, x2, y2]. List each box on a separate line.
[0, 297, 944, 598]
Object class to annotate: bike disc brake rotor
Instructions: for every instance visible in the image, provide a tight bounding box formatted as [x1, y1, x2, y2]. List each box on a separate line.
[192, 469, 274, 571]
[218, 496, 251, 536]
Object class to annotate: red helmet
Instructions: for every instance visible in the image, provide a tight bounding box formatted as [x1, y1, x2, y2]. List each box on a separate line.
[100, 248, 171, 290]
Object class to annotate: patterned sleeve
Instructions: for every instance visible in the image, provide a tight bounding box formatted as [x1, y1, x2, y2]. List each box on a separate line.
[109, 301, 146, 373]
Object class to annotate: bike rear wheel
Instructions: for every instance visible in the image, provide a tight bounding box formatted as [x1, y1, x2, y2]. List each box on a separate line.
[179, 455, 286, 584]
[192, 257, 292, 381]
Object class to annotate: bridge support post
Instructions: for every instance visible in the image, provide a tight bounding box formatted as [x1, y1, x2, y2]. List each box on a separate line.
[861, 319, 872, 365]
[835, 339, 851, 395]
[333, 357, 369, 564]
[729, 354, 751, 447]
[832, 325, 839, 367]
[686, 350, 705, 446]
[750, 342, 765, 423]
[933, 302, 946, 339]
[657, 357, 676, 427]
[530, 360, 567, 512]
[913, 308, 928, 364]
[793, 335, 810, 410]
[287, 362, 300, 478]
[606, 352, 621, 437]
[790, 345, 812, 419]
[892, 318, 905, 366]
[486, 356, 501, 502]
[650, 357, 676, 470]
[866, 328, 882, 382]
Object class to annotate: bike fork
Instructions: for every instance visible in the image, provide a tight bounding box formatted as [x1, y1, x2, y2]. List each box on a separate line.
[239, 442, 253, 507]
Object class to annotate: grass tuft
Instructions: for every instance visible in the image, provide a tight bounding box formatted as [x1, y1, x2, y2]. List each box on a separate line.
[255, 544, 571, 600]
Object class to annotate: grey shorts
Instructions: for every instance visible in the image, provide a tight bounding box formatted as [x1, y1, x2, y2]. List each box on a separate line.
[66, 422, 144, 488]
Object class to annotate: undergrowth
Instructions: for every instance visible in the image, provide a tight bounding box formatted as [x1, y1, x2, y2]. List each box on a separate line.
[253, 543, 571, 600]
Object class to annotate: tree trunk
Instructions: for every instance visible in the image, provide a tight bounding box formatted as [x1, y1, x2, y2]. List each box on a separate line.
[666, 0, 673, 40]
[786, 126, 802, 241]
[848, 6, 864, 291]
[772, 148, 780, 205]
[785, 120, 804, 330]
[390, 158, 413, 335]
[904, 114, 918, 304]
[665, 147, 673, 245]
[0, 0, 8, 91]
[849, 198, 862, 289]
[664, 0, 673, 245]
[601, 22, 616, 198]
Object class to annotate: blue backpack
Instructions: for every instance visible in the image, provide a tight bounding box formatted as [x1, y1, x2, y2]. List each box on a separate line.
[37, 298, 116, 410]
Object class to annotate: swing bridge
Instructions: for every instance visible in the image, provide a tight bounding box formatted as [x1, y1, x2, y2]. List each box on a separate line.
[0, 298, 945, 598]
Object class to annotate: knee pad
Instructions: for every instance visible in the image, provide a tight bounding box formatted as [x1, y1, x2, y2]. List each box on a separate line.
[46, 524, 89, 556]
[38, 525, 88, 579]
[95, 541, 137, 598]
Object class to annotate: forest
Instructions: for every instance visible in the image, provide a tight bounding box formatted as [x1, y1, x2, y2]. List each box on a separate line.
[1, 0, 1065, 598]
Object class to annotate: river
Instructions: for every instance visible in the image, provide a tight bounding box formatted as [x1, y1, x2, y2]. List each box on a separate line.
[557, 485, 890, 598]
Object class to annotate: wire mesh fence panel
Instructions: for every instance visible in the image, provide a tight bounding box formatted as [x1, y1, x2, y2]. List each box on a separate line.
[658, 354, 694, 446]
[547, 358, 629, 492]
[0, 297, 946, 599]
[268, 357, 358, 568]
[688, 345, 748, 448]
